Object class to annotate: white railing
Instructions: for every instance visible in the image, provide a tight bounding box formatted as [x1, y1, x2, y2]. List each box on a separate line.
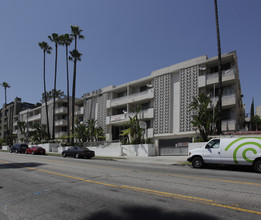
[28, 114, 41, 122]
[55, 107, 67, 114]
[55, 119, 68, 126]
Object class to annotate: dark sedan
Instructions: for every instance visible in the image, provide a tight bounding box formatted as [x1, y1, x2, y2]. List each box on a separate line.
[10, 144, 28, 153]
[62, 146, 95, 159]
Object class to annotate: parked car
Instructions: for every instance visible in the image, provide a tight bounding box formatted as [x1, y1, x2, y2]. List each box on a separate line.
[25, 146, 46, 155]
[62, 146, 95, 159]
[10, 144, 29, 153]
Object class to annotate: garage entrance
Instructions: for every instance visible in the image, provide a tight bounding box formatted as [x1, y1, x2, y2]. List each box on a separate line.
[159, 138, 192, 156]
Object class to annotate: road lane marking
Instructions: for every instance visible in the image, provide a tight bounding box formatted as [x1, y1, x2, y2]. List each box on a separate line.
[1, 157, 261, 187]
[1, 159, 261, 215]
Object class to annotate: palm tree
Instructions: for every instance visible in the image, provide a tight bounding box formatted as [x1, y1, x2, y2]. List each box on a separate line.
[1, 82, 10, 106]
[38, 41, 52, 140]
[48, 33, 62, 140]
[189, 93, 214, 141]
[214, 0, 222, 135]
[70, 26, 84, 143]
[1, 81, 11, 138]
[59, 34, 73, 142]
[69, 49, 82, 143]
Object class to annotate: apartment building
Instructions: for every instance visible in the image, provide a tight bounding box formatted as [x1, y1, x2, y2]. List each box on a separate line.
[3, 51, 244, 155]
[81, 51, 244, 155]
[0, 97, 39, 139]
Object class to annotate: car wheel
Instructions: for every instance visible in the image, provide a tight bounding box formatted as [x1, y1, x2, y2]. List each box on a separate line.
[192, 157, 204, 168]
[254, 159, 261, 173]
[75, 153, 79, 159]
[62, 153, 66, 157]
[32, 151, 35, 155]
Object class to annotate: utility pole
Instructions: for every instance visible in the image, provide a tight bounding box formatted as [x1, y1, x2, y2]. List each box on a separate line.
[214, 0, 222, 135]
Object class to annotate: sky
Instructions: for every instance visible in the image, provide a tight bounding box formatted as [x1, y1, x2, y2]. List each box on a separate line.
[0, 0, 260, 114]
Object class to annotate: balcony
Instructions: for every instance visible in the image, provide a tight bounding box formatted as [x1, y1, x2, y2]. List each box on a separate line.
[106, 108, 154, 125]
[55, 107, 68, 114]
[55, 119, 68, 126]
[28, 113, 41, 122]
[222, 120, 236, 131]
[75, 107, 84, 116]
[107, 88, 154, 108]
[210, 93, 236, 108]
[198, 68, 236, 88]
[55, 131, 67, 138]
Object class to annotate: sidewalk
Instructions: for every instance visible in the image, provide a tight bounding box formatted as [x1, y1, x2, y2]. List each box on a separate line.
[114, 155, 189, 166]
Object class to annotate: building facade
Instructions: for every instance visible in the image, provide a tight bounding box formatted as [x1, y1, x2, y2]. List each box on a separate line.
[2, 51, 244, 155]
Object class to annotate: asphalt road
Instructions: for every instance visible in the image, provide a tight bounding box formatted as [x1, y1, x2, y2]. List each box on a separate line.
[0, 152, 261, 220]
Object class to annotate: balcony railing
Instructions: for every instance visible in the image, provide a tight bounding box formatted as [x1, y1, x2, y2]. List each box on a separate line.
[55, 119, 68, 126]
[210, 93, 236, 107]
[28, 113, 41, 122]
[106, 108, 154, 125]
[107, 88, 154, 108]
[198, 68, 236, 88]
[55, 107, 68, 114]
[75, 107, 84, 116]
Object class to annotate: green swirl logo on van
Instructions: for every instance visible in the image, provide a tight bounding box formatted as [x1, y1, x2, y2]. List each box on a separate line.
[225, 138, 261, 164]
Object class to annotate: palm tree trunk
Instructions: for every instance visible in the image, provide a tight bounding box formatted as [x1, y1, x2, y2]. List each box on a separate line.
[66, 45, 70, 143]
[71, 58, 77, 144]
[214, 0, 222, 135]
[52, 44, 58, 140]
[43, 51, 51, 140]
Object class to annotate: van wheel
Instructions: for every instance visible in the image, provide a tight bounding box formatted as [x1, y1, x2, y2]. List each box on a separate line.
[192, 157, 204, 168]
[254, 159, 261, 173]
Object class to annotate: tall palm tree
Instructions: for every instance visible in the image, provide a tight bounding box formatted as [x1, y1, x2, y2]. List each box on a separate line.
[70, 25, 84, 143]
[1, 81, 11, 138]
[69, 49, 82, 143]
[38, 41, 52, 140]
[60, 34, 73, 142]
[214, 0, 222, 135]
[1, 82, 10, 106]
[48, 33, 61, 140]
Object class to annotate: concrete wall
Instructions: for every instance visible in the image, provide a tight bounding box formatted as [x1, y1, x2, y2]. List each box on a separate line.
[121, 144, 155, 157]
[88, 143, 122, 157]
[88, 143, 156, 157]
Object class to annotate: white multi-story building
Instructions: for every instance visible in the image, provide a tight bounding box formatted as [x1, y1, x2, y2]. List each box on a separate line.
[8, 51, 244, 155]
[81, 51, 244, 155]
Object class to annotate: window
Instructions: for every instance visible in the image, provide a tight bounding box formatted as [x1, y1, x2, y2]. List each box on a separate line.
[222, 110, 231, 120]
[117, 91, 127, 98]
[209, 63, 231, 73]
[140, 86, 148, 92]
[207, 139, 220, 149]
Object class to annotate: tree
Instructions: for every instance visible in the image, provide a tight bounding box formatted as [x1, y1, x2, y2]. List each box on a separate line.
[74, 119, 89, 143]
[250, 98, 254, 131]
[38, 41, 52, 140]
[17, 121, 26, 142]
[30, 123, 48, 144]
[59, 34, 73, 142]
[0, 82, 10, 138]
[48, 33, 62, 140]
[70, 25, 84, 144]
[120, 107, 143, 144]
[41, 90, 66, 103]
[189, 93, 214, 142]
[0, 82, 10, 106]
[69, 48, 82, 143]
[214, 0, 223, 135]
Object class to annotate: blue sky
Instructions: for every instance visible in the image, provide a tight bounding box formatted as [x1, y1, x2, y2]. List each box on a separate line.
[0, 0, 260, 114]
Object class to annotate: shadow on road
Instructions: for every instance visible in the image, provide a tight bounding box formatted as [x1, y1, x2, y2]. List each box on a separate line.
[0, 162, 45, 169]
[83, 206, 218, 220]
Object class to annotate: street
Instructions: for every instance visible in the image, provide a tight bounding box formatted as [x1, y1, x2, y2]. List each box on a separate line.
[0, 151, 261, 220]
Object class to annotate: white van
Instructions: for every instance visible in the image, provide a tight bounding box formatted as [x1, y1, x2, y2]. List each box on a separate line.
[187, 137, 261, 173]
